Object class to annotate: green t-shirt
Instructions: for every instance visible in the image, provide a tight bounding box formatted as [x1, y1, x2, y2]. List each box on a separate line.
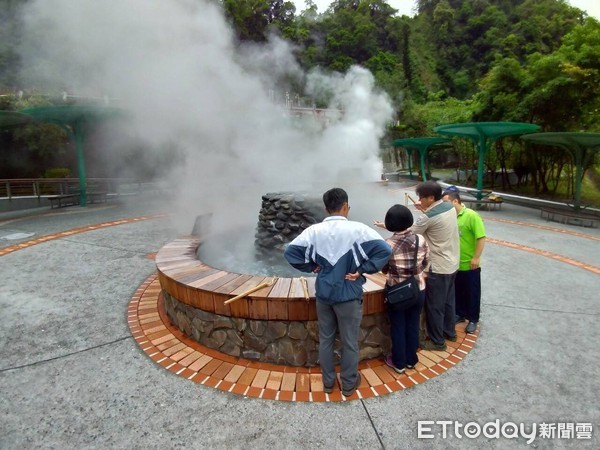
[457, 205, 486, 271]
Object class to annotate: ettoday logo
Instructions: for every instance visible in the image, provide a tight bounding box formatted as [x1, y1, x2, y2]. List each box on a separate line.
[418, 420, 593, 444]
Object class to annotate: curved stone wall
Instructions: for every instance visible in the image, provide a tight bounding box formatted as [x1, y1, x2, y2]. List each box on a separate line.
[163, 291, 390, 366]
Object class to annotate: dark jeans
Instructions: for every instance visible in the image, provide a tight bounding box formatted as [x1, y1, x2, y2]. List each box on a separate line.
[455, 268, 481, 322]
[388, 290, 425, 369]
[424, 271, 457, 346]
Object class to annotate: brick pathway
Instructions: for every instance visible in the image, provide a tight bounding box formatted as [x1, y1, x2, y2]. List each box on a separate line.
[129, 273, 479, 402]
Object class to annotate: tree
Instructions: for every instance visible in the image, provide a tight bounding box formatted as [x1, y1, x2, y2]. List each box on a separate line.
[474, 17, 600, 131]
[221, 0, 296, 42]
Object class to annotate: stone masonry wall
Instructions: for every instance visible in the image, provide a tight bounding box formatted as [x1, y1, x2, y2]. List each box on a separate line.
[254, 192, 327, 257]
[164, 291, 391, 367]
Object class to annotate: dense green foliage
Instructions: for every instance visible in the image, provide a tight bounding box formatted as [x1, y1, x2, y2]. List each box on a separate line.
[216, 0, 599, 132]
[0, 0, 598, 203]
[218, 0, 599, 203]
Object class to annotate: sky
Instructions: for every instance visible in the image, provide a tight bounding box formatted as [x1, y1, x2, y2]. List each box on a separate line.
[292, 0, 600, 19]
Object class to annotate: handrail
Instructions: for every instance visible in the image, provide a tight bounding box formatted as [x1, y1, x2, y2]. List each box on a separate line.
[438, 181, 600, 216]
[0, 177, 149, 200]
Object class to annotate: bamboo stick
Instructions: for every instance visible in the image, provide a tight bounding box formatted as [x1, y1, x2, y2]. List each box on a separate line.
[223, 277, 277, 305]
[300, 276, 310, 301]
[406, 193, 417, 205]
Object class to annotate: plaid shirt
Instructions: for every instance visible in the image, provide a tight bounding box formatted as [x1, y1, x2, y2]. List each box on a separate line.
[382, 230, 430, 290]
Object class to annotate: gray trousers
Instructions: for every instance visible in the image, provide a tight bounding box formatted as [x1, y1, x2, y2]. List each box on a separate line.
[316, 299, 362, 391]
[424, 271, 457, 346]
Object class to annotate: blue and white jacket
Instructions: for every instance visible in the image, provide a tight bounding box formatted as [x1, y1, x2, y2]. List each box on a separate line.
[284, 216, 392, 304]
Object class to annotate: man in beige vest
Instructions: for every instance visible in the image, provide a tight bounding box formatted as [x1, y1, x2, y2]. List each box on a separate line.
[412, 181, 460, 351]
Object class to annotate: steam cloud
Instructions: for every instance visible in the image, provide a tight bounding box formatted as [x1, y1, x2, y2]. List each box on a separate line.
[19, 0, 395, 232]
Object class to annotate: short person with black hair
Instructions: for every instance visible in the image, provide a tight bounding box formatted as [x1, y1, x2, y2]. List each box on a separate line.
[381, 205, 430, 373]
[284, 188, 392, 397]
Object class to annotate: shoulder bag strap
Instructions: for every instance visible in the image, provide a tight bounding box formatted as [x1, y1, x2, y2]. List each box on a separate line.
[412, 235, 419, 276]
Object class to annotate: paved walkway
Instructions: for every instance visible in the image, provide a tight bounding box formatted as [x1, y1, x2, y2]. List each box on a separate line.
[1, 193, 598, 448]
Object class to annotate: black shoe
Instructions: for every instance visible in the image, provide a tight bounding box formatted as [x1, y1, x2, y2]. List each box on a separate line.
[384, 354, 406, 374]
[342, 372, 362, 397]
[406, 364, 415, 370]
[466, 321, 478, 334]
[455, 315, 466, 324]
[324, 384, 334, 394]
[420, 339, 447, 351]
[444, 333, 457, 342]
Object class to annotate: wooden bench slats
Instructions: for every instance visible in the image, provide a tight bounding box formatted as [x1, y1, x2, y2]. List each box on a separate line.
[249, 276, 277, 298]
[167, 262, 210, 281]
[229, 276, 267, 296]
[365, 272, 386, 287]
[200, 272, 243, 291]
[188, 270, 230, 288]
[268, 278, 292, 299]
[157, 238, 387, 318]
[213, 274, 254, 295]
[177, 267, 222, 287]
[288, 277, 306, 299]
[305, 276, 317, 298]
[362, 277, 381, 292]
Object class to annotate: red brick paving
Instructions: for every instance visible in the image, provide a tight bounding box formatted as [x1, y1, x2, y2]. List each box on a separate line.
[128, 274, 480, 402]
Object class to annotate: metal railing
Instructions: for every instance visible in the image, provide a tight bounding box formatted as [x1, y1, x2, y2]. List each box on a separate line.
[0, 178, 149, 199]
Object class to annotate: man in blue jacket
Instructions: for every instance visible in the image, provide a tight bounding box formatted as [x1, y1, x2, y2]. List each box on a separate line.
[284, 188, 392, 397]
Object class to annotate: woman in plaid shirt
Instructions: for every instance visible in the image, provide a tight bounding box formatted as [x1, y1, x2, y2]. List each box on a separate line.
[382, 205, 430, 373]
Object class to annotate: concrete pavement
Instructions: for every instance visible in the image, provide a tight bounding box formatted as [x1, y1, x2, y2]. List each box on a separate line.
[1, 191, 599, 449]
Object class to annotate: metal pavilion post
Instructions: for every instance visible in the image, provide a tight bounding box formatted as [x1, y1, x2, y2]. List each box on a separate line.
[406, 148, 414, 179]
[572, 145, 584, 211]
[419, 149, 427, 181]
[73, 122, 87, 206]
[393, 138, 452, 184]
[475, 134, 487, 201]
[17, 105, 125, 208]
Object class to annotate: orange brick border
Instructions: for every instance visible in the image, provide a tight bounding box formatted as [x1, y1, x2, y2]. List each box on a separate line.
[128, 273, 479, 402]
[0, 213, 169, 257]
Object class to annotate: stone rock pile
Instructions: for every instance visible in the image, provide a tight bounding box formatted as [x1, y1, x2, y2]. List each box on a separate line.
[254, 192, 326, 256]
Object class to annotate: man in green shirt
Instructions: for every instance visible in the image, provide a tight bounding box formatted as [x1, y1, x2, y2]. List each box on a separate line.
[442, 187, 486, 334]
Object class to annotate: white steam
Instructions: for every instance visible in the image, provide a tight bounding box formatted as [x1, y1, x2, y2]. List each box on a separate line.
[19, 0, 394, 232]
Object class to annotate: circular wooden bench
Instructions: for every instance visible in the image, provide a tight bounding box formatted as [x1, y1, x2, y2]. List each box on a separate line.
[155, 237, 389, 366]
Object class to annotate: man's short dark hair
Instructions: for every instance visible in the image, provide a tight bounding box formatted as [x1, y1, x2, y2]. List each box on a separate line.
[443, 191, 461, 203]
[323, 188, 348, 213]
[416, 181, 442, 201]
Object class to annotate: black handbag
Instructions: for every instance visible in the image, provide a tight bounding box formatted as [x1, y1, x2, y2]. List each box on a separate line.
[384, 235, 421, 311]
